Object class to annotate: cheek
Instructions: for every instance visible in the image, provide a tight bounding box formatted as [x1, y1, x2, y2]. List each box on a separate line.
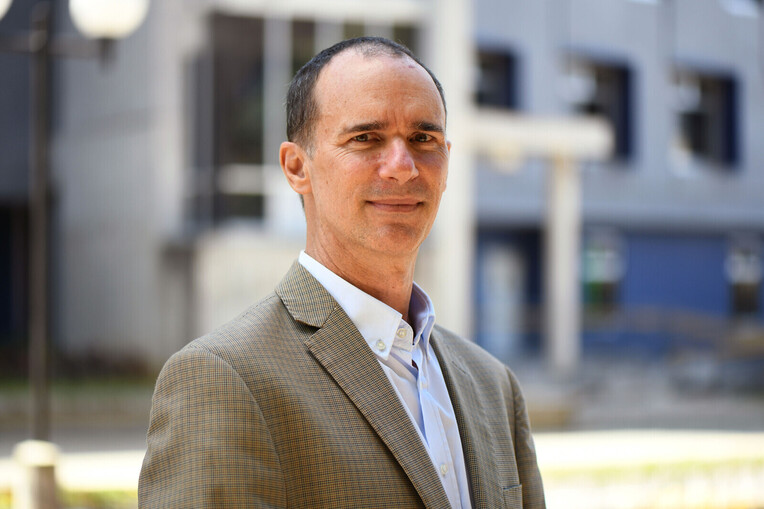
[418, 153, 448, 191]
[346, 150, 383, 171]
[417, 148, 449, 169]
[311, 166, 359, 211]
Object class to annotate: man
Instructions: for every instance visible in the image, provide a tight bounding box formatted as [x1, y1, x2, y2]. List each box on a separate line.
[139, 37, 545, 508]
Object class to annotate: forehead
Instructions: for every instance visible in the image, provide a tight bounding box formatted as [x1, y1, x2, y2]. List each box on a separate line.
[312, 50, 445, 128]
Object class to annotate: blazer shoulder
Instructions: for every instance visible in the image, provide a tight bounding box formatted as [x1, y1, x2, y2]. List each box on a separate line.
[431, 324, 529, 404]
[432, 324, 509, 373]
[179, 291, 313, 370]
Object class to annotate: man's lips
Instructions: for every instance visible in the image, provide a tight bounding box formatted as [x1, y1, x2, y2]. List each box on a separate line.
[367, 198, 422, 212]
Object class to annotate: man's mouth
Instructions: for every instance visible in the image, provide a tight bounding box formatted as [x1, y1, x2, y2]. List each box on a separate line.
[367, 198, 422, 212]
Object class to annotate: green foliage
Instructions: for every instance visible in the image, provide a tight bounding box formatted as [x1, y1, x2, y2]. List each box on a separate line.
[59, 489, 137, 509]
[0, 490, 138, 509]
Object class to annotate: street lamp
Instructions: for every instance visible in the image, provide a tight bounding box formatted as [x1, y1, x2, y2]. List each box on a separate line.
[0, 0, 11, 21]
[0, 1, 148, 508]
[69, 0, 149, 39]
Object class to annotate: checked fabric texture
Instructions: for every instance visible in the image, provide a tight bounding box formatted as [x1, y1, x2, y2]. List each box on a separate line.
[139, 262, 546, 508]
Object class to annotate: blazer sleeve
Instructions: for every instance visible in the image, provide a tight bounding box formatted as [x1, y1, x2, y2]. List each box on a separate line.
[138, 346, 286, 508]
[507, 368, 546, 509]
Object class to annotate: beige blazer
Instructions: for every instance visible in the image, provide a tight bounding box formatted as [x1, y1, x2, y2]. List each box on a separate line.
[139, 262, 545, 508]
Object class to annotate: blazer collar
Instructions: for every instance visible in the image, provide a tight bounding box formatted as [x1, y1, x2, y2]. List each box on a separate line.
[430, 329, 504, 509]
[275, 261, 338, 328]
[275, 262, 451, 508]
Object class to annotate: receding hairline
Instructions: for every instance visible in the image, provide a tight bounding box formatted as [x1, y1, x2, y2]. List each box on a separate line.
[291, 40, 447, 149]
[313, 48, 444, 119]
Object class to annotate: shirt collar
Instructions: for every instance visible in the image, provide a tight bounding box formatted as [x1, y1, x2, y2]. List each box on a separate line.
[298, 251, 436, 360]
[409, 282, 436, 352]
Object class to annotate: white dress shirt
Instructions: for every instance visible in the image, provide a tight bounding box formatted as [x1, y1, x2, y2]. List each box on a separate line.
[299, 251, 472, 509]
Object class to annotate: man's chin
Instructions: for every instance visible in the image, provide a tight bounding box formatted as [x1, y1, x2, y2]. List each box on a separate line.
[362, 227, 429, 257]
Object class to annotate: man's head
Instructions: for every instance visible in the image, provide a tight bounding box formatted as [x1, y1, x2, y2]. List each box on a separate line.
[286, 37, 447, 151]
[279, 37, 450, 267]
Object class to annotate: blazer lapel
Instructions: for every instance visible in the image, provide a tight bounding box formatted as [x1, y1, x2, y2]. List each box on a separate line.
[276, 262, 451, 508]
[431, 331, 504, 509]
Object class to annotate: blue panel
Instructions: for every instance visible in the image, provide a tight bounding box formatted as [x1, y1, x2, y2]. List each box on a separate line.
[621, 234, 728, 315]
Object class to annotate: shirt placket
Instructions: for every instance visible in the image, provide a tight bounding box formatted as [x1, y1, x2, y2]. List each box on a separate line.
[413, 345, 462, 508]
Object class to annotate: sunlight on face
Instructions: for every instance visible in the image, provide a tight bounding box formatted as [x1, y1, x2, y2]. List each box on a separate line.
[303, 50, 450, 262]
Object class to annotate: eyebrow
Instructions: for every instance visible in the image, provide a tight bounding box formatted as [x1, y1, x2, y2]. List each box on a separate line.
[340, 120, 445, 135]
[340, 121, 386, 135]
[414, 121, 444, 134]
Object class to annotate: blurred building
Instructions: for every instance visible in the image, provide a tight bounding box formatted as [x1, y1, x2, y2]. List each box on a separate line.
[472, 0, 764, 365]
[1, 0, 762, 371]
[0, 0, 35, 370]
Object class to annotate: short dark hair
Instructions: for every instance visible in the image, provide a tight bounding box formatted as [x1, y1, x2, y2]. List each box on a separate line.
[286, 36, 447, 150]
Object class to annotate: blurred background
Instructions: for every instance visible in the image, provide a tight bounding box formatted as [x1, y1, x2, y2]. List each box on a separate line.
[1, 0, 764, 507]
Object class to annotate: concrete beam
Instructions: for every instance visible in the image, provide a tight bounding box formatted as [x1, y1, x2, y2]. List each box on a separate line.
[469, 110, 613, 162]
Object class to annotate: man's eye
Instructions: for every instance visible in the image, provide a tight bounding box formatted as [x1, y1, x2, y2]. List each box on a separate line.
[353, 134, 370, 142]
[413, 133, 432, 142]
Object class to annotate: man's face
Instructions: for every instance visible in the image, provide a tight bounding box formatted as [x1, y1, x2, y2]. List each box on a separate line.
[300, 51, 450, 262]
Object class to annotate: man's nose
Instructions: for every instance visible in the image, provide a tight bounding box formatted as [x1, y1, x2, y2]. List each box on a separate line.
[378, 138, 418, 183]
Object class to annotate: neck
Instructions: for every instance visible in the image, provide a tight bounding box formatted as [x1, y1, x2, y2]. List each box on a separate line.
[306, 243, 417, 322]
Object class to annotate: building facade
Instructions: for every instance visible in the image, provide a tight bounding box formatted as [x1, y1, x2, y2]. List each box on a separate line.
[472, 0, 764, 361]
[1, 0, 762, 371]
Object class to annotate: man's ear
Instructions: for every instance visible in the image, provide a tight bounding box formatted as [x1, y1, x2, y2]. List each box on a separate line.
[280, 141, 312, 195]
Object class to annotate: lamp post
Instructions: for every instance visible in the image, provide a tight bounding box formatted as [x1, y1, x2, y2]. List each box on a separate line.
[0, 1, 148, 507]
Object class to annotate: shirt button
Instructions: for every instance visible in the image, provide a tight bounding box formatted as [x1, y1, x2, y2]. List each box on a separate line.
[396, 328, 406, 338]
[375, 339, 386, 351]
[440, 463, 449, 476]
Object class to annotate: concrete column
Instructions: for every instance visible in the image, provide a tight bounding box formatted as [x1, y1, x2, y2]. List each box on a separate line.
[426, 0, 475, 338]
[544, 155, 582, 375]
[13, 440, 58, 509]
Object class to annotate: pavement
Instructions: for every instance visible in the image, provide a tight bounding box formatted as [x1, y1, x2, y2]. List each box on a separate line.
[2, 430, 764, 509]
[2, 355, 764, 507]
[512, 356, 764, 432]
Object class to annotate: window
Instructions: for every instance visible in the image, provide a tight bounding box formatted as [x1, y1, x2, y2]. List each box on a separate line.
[0, 206, 27, 343]
[210, 14, 266, 222]
[292, 20, 315, 76]
[720, 0, 761, 17]
[582, 230, 624, 313]
[393, 24, 418, 54]
[563, 57, 633, 160]
[672, 69, 739, 169]
[475, 47, 519, 109]
[726, 239, 762, 318]
[343, 21, 364, 40]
